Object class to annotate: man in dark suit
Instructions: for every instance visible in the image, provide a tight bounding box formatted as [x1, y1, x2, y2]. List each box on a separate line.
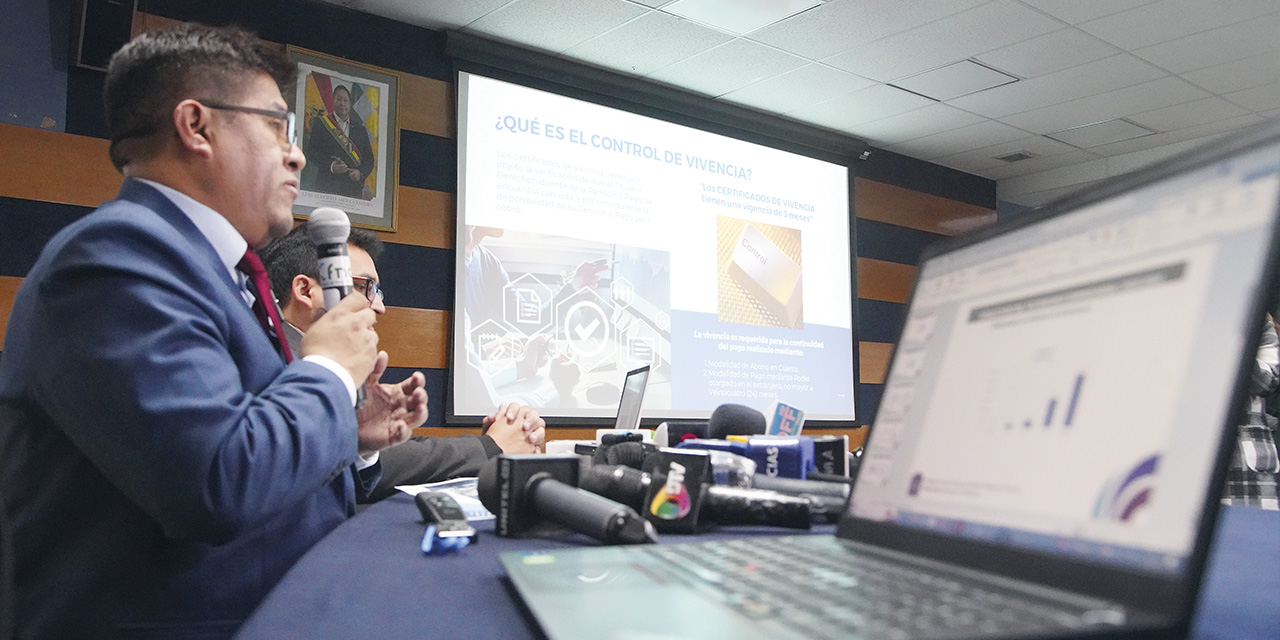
[262, 224, 547, 503]
[303, 84, 376, 199]
[0, 23, 411, 639]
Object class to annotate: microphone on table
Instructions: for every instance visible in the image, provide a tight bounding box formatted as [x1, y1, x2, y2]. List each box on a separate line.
[306, 207, 365, 406]
[580, 449, 812, 532]
[477, 454, 657, 545]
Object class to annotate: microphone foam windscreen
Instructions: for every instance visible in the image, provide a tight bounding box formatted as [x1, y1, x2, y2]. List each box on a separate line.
[307, 207, 351, 245]
[708, 403, 766, 439]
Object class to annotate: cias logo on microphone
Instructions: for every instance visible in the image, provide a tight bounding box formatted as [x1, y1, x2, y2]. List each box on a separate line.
[649, 461, 692, 519]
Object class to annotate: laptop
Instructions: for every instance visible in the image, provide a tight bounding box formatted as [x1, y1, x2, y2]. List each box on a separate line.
[499, 122, 1280, 640]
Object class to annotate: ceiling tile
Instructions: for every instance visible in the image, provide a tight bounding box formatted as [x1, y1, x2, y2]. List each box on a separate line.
[1016, 0, 1161, 25]
[884, 120, 1033, 159]
[1225, 82, 1280, 113]
[344, 0, 510, 28]
[1046, 119, 1155, 147]
[1182, 52, 1280, 95]
[747, 0, 987, 60]
[999, 77, 1208, 134]
[662, 0, 821, 35]
[645, 38, 809, 97]
[1130, 12, 1280, 74]
[628, 0, 674, 7]
[566, 11, 732, 76]
[717, 63, 876, 114]
[949, 54, 1164, 118]
[891, 60, 1017, 102]
[975, 28, 1118, 79]
[999, 179, 1108, 207]
[1126, 97, 1251, 132]
[929, 133, 1081, 173]
[786, 84, 935, 131]
[986, 149, 1102, 181]
[1077, 0, 1280, 50]
[1087, 113, 1264, 157]
[822, 1, 1062, 82]
[844, 104, 986, 146]
[464, 0, 648, 52]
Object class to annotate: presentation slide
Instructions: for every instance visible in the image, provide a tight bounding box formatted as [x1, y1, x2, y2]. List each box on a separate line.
[453, 72, 855, 421]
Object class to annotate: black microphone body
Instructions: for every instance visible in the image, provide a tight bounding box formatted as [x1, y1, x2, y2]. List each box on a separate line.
[581, 451, 812, 531]
[478, 454, 656, 545]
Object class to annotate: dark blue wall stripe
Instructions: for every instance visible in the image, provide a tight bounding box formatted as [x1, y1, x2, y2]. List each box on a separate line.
[377, 242, 454, 311]
[1, 197, 94, 277]
[147, 0, 454, 82]
[398, 131, 457, 193]
[857, 299, 906, 345]
[858, 383, 884, 426]
[65, 67, 107, 139]
[382, 366, 448, 427]
[855, 217, 946, 266]
[856, 148, 996, 209]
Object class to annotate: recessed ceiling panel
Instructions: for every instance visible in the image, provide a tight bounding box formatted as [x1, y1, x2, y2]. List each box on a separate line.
[890, 60, 1018, 101]
[663, 0, 821, 35]
[1046, 119, 1156, 147]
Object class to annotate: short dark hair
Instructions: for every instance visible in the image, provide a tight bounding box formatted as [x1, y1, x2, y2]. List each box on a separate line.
[104, 22, 296, 171]
[259, 221, 384, 309]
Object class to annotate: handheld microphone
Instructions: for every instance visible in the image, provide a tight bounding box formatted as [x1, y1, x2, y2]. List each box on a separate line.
[477, 454, 657, 545]
[702, 450, 850, 524]
[708, 404, 766, 439]
[306, 207, 354, 310]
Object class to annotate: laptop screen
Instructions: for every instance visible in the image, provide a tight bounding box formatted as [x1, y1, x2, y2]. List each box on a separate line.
[852, 142, 1280, 575]
[613, 365, 650, 431]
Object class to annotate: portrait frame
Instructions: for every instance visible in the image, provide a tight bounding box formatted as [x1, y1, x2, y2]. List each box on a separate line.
[287, 46, 400, 231]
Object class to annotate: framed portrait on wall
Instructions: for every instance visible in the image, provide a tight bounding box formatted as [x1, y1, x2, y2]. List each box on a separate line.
[287, 46, 400, 231]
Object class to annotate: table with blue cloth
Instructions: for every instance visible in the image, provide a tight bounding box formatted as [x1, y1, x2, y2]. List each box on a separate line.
[236, 494, 1279, 639]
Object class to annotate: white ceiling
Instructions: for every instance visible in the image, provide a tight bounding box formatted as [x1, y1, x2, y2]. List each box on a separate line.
[321, 0, 1280, 207]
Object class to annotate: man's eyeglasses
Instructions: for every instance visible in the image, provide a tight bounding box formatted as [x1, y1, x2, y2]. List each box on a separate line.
[352, 276, 384, 304]
[200, 101, 297, 150]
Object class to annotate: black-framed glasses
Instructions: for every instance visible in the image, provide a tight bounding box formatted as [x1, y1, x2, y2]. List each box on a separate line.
[200, 100, 297, 150]
[352, 276, 384, 304]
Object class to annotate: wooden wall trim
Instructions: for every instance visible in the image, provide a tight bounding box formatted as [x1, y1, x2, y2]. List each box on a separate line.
[399, 74, 455, 138]
[378, 186, 454, 249]
[379, 306, 449, 369]
[0, 275, 20, 344]
[858, 341, 893, 385]
[412, 426, 868, 449]
[857, 257, 915, 303]
[0, 124, 120, 207]
[856, 177, 996, 236]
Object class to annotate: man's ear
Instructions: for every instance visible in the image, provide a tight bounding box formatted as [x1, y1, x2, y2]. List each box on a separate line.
[290, 274, 318, 310]
[173, 100, 214, 158]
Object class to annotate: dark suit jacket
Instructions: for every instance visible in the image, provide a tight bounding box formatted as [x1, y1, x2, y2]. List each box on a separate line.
[362, 434, 501, 503]
[280, 324, 498, 505]
[303, 114, 375, 199]
[0, 180, 370, 639]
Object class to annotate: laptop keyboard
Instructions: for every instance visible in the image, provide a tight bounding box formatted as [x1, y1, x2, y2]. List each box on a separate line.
[644, 537, 1087, 640]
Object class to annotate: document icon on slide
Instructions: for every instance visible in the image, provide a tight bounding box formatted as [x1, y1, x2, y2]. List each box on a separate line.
[515, 288, 542, 324]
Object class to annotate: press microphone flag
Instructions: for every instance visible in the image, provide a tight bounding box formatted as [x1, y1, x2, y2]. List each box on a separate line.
[765, 400, 805, 436]
[306, 207, 353, 310]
